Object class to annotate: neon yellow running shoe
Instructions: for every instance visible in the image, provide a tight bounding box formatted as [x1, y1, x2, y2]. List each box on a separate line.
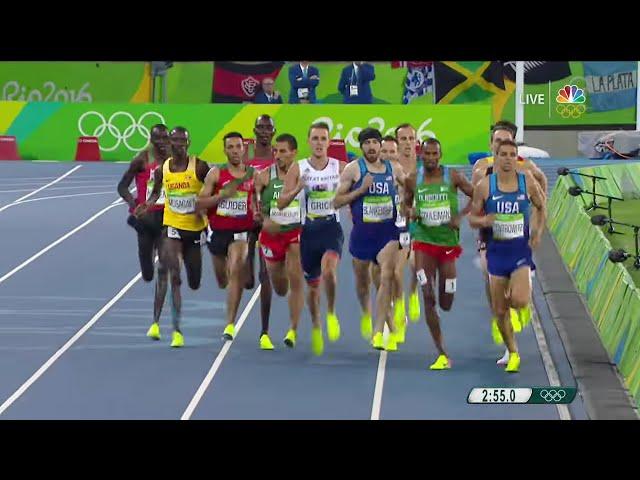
[510, 308, 522, 333]
[260, 334, 274, 350]
[505, 352, 521, 373]
[283, 329, 297, 348]
[326, 312, 341, 342]
[360, 312, 372, 340]
[408, 290, 420, 323]
[146, 322, 161, 341]
[491, 317, 504, 345]
[429, 354, 450, 370]
[311, 327, 324, 356]
[394, 299, 406, 344]
[519, 305, 532, 328]
[170, 330, 184, 348]
[223, 324, 235, 341]
[385, 332, 398, 352]
[372, 332, 384, 350]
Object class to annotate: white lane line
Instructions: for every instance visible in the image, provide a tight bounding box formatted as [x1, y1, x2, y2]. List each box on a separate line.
[0, 271, 143, 415]
[371, 324, 391, 420]
[10, 191, 113, 206]
[0, 165, 82, 213]
[531, 303, 572, 420]
[0, 200, 124, 286]
[181, 286, 262, 420]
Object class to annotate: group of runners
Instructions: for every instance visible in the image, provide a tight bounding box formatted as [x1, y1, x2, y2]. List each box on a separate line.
[117, 117, 547, 373]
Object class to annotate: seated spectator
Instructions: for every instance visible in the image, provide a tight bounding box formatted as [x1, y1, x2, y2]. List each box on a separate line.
[288, 61, 320, 104]
[254, 77, 283, 104]
[338, 62, 375, 104]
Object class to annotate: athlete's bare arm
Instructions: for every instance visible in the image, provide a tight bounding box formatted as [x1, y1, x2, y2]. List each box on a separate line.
[117, 152, 146, 210]
[195, 158, 211, 183]
[471, 158, 489, 178]
[526, 160, 548, 196]
[403, 171, 417, 220]
[471, 163, 488, 188]
[525, 170, 546, 249]
[451, 169, 475, 223]
[333, 161, 368, 208]
[195, 166, 226, 211]
[467, 177, 493, 229]
[135, 164, 163, 217]
[278, 162, 302, 210]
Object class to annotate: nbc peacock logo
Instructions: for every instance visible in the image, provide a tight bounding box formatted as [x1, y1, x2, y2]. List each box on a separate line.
[555, 85, 586, 119]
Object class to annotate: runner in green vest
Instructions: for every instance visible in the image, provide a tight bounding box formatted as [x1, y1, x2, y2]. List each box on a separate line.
[254, 134, 305, 350]
[404, 138, 474, 370]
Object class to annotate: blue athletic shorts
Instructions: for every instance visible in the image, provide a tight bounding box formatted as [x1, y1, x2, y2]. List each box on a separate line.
[349, 223, 399, 264]
[300, 219, 344, 283]
[486, 245, 534, 278]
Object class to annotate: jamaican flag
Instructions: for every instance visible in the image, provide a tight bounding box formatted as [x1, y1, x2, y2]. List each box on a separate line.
[434, 61, 514, 120]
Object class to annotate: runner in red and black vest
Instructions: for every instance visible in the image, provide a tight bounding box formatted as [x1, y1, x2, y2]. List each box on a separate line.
[197, 132, 259, 342]
[245, 114, 277, 347]
[117, 124, 171, 332]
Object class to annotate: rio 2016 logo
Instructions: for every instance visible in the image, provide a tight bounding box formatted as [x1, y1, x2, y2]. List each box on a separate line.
[2, 81, 92, 102]
[555, 85, 586, 119]
[311, 116, 437, 148]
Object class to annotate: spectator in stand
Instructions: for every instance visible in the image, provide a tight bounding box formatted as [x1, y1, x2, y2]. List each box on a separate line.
[288, 61, 320, 104]
[338, 62, 375, 104]
[254, 78, 283, 104]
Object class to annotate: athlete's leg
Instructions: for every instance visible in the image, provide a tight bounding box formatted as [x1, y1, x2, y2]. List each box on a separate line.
[182, 233, 203, 291]
[163, 236, 183, 333]
[414, 249, 447, 358]
[374, 241, 399, 335]
[258, 252, 273, 337]
[489, 274, 517, 355]
[437, 258, 457, 312]
[408, 249, 420, 322]
[225, 240, 249, 328]
[152, 233, 169, 325]
[137, 229, 156, 282]
[245, 228, 259, 289]
[370, 263, 381, 291]
[285, 243, 304, 333]
[353, 258, 372, 319]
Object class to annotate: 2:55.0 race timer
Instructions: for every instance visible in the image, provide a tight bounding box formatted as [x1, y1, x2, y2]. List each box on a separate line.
[467, 388, 530, 404]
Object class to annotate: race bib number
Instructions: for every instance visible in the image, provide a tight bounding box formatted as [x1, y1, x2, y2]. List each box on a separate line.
[400, 231, 411, 247]
[445, 278, 457, 293]
[217, 191, 248, 217]
[270, 199, 301, 225]
[234, 232, 248, 242]
[167, 193, 196, 214]
[363, 196, 394, 223]
[307, 191, 335, 218]
[493, 214, 525, 240]
[167, 226, 181, 239]
[419, 201, 451, 227]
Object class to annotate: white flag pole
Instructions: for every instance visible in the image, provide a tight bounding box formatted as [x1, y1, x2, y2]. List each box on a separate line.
[515, 61, 525, 143]
[636, 61, 640, 130]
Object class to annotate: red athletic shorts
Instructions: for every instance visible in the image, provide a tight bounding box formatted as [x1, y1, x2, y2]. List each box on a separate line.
[412, 241, 462, 263]
[258, 228, 301, 263]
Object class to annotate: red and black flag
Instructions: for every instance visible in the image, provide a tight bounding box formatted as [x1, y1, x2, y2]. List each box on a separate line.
[212, 62, 285, 103]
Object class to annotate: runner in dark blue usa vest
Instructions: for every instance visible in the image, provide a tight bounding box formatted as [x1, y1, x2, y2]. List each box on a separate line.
[468, 140, 546, 373]
[334, 128, 406, 352]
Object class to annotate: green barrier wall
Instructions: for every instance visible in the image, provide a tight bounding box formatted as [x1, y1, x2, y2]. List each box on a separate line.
[548, 165, 640, 404]
[0, 102, 490, 163]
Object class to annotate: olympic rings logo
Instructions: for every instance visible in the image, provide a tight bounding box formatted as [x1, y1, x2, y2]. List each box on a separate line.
[77, 111, 166, 152]
[555, 104, 586, 119]
[539, 389, 567, 403]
